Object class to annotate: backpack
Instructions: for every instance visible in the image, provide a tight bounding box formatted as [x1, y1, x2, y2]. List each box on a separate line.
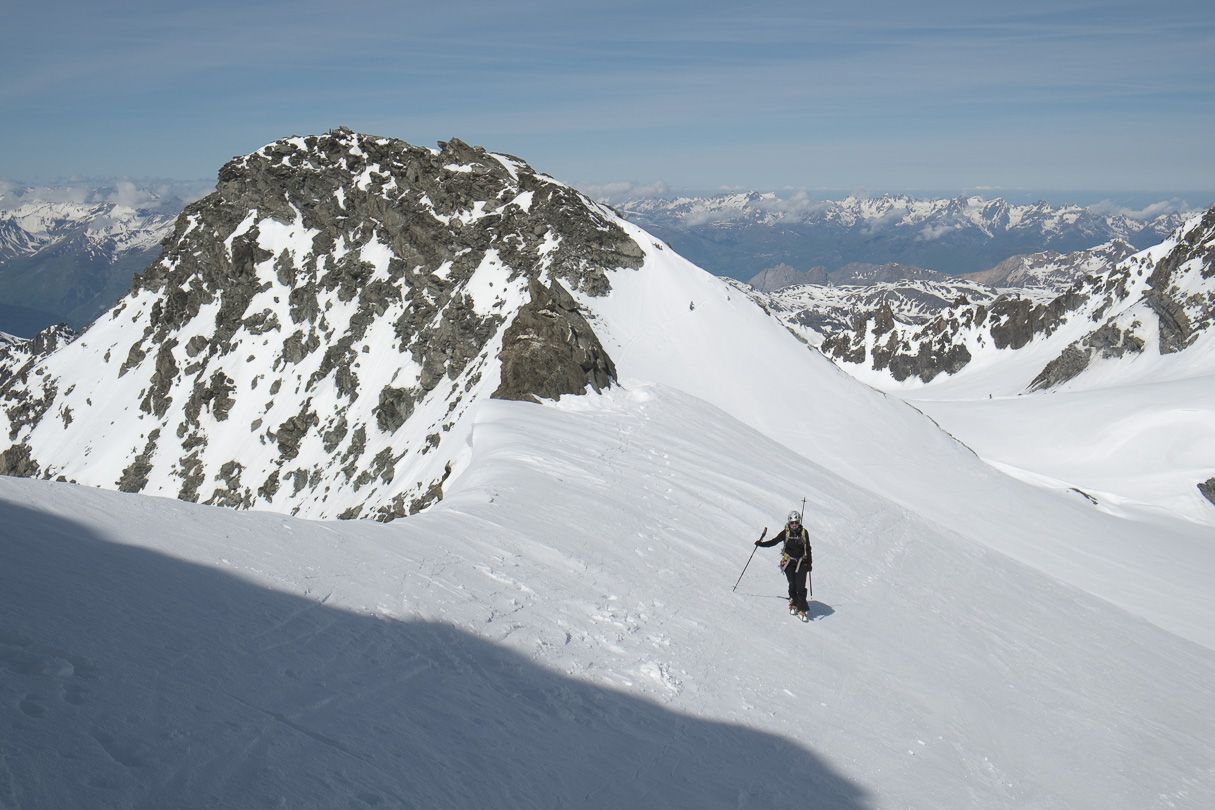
[780, 525, 812, 571]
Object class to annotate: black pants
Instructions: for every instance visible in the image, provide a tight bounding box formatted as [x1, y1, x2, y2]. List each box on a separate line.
[784, 560, 810, 612]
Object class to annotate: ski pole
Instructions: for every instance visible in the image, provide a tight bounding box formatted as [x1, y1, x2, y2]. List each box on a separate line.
[802, 496, 812, 598]
[732, 527, 766, 592]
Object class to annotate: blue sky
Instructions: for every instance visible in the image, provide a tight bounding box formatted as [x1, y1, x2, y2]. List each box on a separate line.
[2, 0, 1213, 198]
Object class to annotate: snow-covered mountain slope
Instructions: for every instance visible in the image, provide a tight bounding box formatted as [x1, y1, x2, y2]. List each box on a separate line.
[618, 191, 1192, 279]
[2, 132, 1214, 808]
[761, 277, 1003, 347]
[0, 323, 75, 390]
[821, 210, 1215, 391]
[812, 210, 1215, 524]
[3, 381, 1213, 809]
[2, 131, 1211, 638]
[0, 130, 635, 520]
[759, 239, 1139, 351]
[961, 239, 1138, 291]
[0, 199, 171, 259]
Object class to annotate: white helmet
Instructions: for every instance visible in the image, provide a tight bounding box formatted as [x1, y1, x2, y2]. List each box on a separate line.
[787, 510, 801, 523]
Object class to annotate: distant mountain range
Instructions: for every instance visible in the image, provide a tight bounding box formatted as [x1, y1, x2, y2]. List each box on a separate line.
[748, 214, 1215, 397]
[618, 192, 1194, 281]
[1, 182, 1200, 339]
[0, 183, 202, 336]
[750, 240, 1140, 346]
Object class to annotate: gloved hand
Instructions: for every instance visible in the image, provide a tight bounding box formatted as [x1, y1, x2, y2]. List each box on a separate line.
[754, 539, 763, 546]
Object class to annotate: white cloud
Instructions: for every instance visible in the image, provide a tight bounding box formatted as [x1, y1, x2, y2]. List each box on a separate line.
[106, 180, 156, 209]
[752, 190, 829, 223]
[578, 180, 670, 205]
[681, 208, 748, 227]
[0, 178, 210, 213]
[1088, 198, 1192, 221]
[917, 223, 960, 241]
[0, 183, 92, 211]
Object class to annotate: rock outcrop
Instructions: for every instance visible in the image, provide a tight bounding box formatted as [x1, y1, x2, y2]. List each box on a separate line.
[494, 277, 616, 403]
[0, 130, 645, 520]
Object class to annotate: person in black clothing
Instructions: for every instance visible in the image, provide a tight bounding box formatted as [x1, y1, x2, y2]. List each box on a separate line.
[756, 510, 813, 614]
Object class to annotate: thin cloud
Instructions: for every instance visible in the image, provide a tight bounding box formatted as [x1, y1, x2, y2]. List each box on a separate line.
[579, 180, 671, 205]
[0, 179, 211, 212]
[1088, 198, 1193, 221]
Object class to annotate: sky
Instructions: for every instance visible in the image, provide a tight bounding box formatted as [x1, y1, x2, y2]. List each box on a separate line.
[2, 0, 1213, 199]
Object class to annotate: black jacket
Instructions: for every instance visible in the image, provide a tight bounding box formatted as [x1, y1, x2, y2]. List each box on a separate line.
[758, 525, 812, 567]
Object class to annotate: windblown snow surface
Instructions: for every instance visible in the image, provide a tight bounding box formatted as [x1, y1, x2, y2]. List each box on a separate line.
[3, 219, 1214, 809]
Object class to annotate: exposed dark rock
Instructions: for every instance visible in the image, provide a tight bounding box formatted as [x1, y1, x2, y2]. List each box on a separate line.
[370, 462, 454, 521]
[3, 379, 58, 441]
[1028, 345, 1091, 392]
[0, 443, 40, 478]
[117, 429, 161, 492]
[1084, 322, 1145, 359]
[276, 403, 319, 460]
[493, 277, 616, 402]
[1145, 290, 1193, 354]
[140, 339, 179, 417]
[1028, 321, 1147, 392]
[875, 333, 973, 384]
[177, 451, 206, 502]
[374, 387, 418, 433]
[1199, 478, 1215, 507]
[184, 370, 236, 426]
[323, 416, 349, 454]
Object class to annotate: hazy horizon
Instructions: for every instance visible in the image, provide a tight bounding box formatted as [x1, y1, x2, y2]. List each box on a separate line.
[3, 173, 1213, 218]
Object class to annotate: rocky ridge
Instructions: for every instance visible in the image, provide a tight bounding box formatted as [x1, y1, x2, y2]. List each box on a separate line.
[752, 242, 1132, 349]
[960, 240, 1138, 292]
[813, 209, 1215, 389]
[0, 129, 643, 520]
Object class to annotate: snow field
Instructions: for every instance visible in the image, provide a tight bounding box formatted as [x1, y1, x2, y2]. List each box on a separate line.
[584, 227, 1215, 652]
[3, 166, 1214, 808]
[4, 382, 1214, 808]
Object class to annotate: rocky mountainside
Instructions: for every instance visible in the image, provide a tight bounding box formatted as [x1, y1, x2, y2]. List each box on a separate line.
[0, 129, 643, 520]
[749, 261, 950, 292]
[960, 240, 1138, 291]
[0, 197, 179, 334]
[759, 277, 1002, 347]
[619, 192, 1192, 280]
[815, 209, 1215, 389]
[759, 241, 1140, 348]
[0, 324, 75, 391]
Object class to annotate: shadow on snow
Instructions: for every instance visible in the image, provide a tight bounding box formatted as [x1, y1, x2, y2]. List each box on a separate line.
[0, 500, 871, 809]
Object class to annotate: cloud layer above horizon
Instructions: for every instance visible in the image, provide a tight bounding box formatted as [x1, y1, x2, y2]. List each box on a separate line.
[2, 0, 1213, 195]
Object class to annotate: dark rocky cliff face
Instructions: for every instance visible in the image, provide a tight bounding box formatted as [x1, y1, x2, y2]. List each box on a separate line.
[0, 129, 645, 520]
[494, 277, 617, 403]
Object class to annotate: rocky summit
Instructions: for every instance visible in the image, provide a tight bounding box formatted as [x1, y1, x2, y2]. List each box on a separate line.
[0, 129, 643, 520]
